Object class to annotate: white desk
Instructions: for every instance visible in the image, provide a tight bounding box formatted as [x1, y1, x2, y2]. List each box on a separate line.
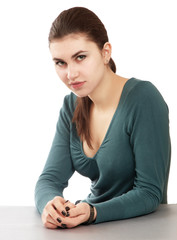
[0, 204, 177, 240]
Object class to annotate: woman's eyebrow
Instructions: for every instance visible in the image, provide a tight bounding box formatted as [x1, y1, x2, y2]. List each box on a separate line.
[71, 50, 87, 59]
[53, 50, 87, 61]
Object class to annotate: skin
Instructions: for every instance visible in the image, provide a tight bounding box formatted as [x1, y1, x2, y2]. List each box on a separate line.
[42, 196, 91, 229]
[42, 33, 129, 229]
[50, 33, 110, 98]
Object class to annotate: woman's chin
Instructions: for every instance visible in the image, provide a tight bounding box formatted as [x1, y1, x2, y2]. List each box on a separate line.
[71, 91, 89, 98]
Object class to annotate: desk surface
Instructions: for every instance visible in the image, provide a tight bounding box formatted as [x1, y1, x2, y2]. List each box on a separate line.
[0, 204, 177, 240]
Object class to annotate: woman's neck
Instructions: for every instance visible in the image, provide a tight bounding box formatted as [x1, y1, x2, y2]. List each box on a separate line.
[88, 69, 128, 112]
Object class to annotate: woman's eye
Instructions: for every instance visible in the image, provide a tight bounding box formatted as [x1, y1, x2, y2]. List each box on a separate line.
[56, 61, 65, 67]
[77, 55, 86, 61]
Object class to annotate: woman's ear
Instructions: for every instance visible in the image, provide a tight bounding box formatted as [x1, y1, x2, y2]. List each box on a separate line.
[102, 42, 112, 64]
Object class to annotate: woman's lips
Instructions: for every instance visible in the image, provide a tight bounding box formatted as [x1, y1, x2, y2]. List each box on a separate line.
[70, 81, 85, 89]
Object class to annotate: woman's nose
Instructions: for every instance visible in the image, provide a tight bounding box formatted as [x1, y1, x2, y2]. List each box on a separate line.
[67, 65, 79, 81]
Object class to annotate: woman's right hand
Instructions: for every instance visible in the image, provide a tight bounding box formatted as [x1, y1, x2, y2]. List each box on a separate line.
[41, 196, 75, 229]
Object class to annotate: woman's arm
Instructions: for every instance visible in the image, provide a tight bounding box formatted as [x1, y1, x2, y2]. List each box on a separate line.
[35, 95, 75, 215]
[35, 94, 97, 229]
[88, 82, 171, 224]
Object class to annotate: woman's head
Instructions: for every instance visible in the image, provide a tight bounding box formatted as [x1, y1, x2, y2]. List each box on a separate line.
[49, 7, 116, 73]
[49, 7, 117, 147]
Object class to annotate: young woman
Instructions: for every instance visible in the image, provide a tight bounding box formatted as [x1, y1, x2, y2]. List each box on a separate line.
[35, 7, 171, 229]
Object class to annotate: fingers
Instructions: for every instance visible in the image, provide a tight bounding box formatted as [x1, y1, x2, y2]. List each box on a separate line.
[61, 204, 90, 228]
[63, 215, 85, 228]
[42, 202, 62, 226]
[42, 197, 91, 229]
[60, 202, 90, 228]
[52, 197, 68, 217]
[69, 202, 89, 218]
[42, 214, 58, 229]
[42, 196, 67, 228]
[45, 222, 58, 229]
[64, 200, 76, 213]
[42, 196, 78, 229]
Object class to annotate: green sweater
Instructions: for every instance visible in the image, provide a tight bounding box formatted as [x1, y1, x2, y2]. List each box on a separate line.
[35, 78, 171, 224]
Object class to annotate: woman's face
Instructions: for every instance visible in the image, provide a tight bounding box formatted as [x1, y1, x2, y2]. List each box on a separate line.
[49, 34, 109, 97]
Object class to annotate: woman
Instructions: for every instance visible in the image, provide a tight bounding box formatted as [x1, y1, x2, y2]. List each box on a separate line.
[35, 7, 171, 229]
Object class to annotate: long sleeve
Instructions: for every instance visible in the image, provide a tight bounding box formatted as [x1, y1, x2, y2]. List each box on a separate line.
[35, 95, 75, 214]
[90, 82, 171, 224]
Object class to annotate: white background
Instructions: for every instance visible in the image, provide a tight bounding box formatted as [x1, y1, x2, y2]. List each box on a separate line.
[0, 0, 176, 206]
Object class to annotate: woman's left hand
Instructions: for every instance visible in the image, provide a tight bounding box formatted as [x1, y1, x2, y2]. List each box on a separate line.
[60, 202, 96, 229]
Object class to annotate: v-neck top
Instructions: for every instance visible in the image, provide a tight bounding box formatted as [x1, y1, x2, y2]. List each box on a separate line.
[35, 78, 171, 224]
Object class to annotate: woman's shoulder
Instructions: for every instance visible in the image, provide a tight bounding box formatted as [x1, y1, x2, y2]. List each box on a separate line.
[126, 78, 158, 94]
[126, 78, 167, 105]
[122, 78, 169, 117]
[63, 92, 77, 108]
[61, 92, 77, 118]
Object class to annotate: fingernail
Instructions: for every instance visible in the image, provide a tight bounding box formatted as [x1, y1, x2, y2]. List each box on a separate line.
[61, 223, 67, 229]
[65, 206, 70, 211]
[57, 218, 62, 223]
[65, 200, 69, 203]
[66, 212, 70, 217]
[61, 210, 66, 216]
[57, 226, 62, 229]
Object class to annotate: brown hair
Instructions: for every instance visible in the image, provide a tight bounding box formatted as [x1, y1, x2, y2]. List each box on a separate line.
[49, 7, 116, 148]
